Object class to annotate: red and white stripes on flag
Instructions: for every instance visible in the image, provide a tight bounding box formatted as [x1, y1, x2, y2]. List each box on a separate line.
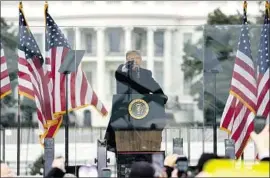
[256, 5, 270, 125]
[18, 3, 59, 143]
[46, 49, 107, 116]
[45, 7, 108, 117]
[220, 52, 257, 159]
[220, 5, 257, 159]
[0, 43, 12, 99]
[18, 50, 52, 138]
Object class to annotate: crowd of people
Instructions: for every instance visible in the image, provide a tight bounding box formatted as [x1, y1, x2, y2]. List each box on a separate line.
[0, 125, 269, 177]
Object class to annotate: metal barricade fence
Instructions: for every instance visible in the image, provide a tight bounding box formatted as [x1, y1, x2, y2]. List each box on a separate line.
[2, 126, 229, 144]
[1, 126, 256, 176]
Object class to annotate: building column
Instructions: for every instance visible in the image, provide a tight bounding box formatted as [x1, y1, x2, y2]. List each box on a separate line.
[95, 27, 105, 100]
[147, 27, 156, 74]
[75, 27, 81, 50]
[178, 29, 185, 96]
[164, 27, 173, 94]
[124, 26, 133, 53]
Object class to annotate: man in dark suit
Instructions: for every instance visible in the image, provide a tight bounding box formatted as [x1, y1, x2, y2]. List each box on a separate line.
[105, 50, 168, 152]
[115, 50, 168, 96]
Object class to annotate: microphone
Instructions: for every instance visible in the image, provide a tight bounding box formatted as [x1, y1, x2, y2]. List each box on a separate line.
[125, 60, 135, 70]
[122, 60, 134, 73]
[124, 59, 140, 78]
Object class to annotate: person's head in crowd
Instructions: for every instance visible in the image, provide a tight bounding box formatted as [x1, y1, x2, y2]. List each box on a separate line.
[175, 155, 189, 178]
[0, 160, 14, 177]
[129, 161, 155, 178]
[195, 153, 227, 177]
[78, 165, 98, 177]
[196, 153, 219, 174]
[164, 154, 180, 177]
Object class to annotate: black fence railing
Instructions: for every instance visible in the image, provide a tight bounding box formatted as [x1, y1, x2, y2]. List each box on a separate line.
[0, 126, 229, 144]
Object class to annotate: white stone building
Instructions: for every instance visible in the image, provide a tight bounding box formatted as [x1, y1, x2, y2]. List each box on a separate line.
[1, 1, 263, 175]
[1, 1, 261, 127]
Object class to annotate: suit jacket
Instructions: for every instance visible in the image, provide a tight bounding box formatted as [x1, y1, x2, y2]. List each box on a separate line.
[105, 64, 168, 152]
[115, 64, 168, 102]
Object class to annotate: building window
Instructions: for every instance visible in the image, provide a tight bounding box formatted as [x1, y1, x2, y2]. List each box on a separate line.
[82, 30, 97, 55]
[109, 70, 116, 94]
[132, 28, 147, 55]
[85, 33, 93, 53]
[106, 28, 124, 55]
[154, 68, 164, 89]
[183, 32, 192, 44]
[154, 31, 164, 56]
[33, 33, 43, 53]
[66, 28, 75, 48]
[84, 71, 92, 85]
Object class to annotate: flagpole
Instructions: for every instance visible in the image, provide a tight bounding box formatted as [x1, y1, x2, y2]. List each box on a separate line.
[17, 94, 21, 176]
[43, 2, 56, 176]
[212, 69, 218, 155]
[16, 3, 23, 175]
[65, 74, 69, 168]
[266, 0, 270, 125]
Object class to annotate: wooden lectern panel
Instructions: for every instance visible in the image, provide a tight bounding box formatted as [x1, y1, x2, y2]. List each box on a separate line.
[115, 131, 162, 151]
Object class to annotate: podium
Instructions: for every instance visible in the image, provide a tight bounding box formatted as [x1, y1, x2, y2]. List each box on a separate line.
[106, 94, 166, 177]
[115, 131, 162, 151]
[108, 94, 166, 151]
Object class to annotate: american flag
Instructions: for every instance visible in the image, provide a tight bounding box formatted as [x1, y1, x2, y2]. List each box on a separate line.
[18, 3, 58, 142]
[45, 6, 108, 117]
[220, 2, 257, 159]
[256, 4, 270, 124]
[0, 42, 12, 99]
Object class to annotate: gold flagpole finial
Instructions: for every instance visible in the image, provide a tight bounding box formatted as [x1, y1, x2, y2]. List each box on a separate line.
[243, 1, 247, 10]
[18, 1, 29, 27]
[44, 1, 48, 26]
[19, 1, 23, 9]
[45, 1, 48, 11]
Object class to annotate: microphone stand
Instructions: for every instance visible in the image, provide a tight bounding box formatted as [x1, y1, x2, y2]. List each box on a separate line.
[125, 61, 143, 132]
[127, 62, 133, 128]
[126, 61, 140, 127]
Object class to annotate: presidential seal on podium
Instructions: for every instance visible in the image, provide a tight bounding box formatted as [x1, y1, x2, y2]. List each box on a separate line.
[128, 99, 149, 120]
